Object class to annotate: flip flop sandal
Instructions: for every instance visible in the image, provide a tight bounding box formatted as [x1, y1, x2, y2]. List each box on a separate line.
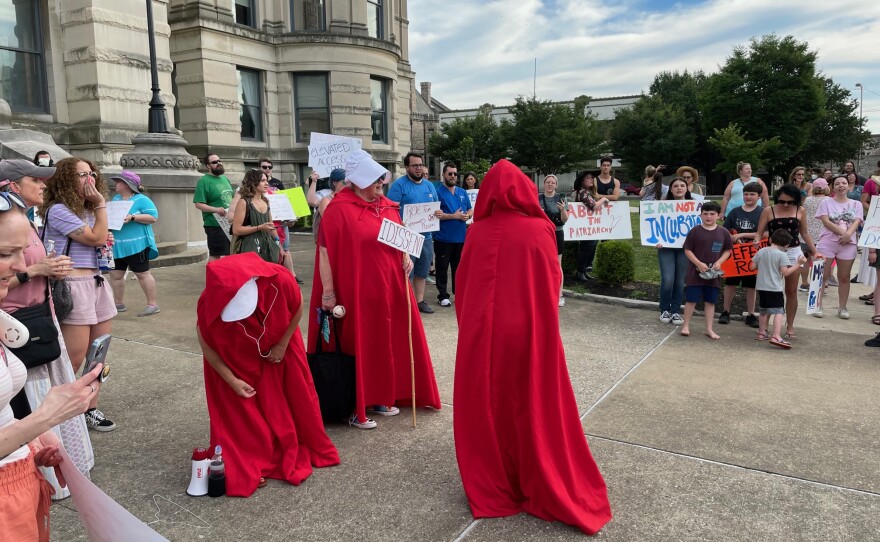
[859, 293, 874, 301]
[769, 337, 792, 349]
[872, 315, 880, 325]
[784, 332, 797, 340]
[755, 331, 770, 341]
[866, 299, 874, 306]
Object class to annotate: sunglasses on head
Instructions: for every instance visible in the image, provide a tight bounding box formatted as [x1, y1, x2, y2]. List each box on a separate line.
[0, 191, 27, 212]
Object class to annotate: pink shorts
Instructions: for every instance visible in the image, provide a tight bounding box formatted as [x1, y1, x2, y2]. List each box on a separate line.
[0, 452, 51, 542]
[817, 239, 858, 261]
[61, 275, 118, 326]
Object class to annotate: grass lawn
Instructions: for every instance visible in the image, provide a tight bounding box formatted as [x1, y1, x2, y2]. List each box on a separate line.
[628, 210, 661, 283]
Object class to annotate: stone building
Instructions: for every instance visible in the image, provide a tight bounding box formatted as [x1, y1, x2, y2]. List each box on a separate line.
[0, 0, 417, 244]
[409, 81, 448, 179]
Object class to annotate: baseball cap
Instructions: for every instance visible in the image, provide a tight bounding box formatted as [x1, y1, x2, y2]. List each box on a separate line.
[344, 150, 390, 189]
[0, 159, 56, 184]
[811, 178, 828, 190]
[109, 170, 142, 193]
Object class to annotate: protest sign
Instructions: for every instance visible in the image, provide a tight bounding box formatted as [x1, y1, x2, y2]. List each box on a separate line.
[308, 132, 362, 177]
[277, 187, 311, 219]
[806, 258, 825, 315]
[58, 446, 170, 542]
[858, 195, 880, 249]
[466, 189, 478, 224]
[266, 193, 296, 221]
[719, 239, 769, 278]
[107, 200, 135, 231]
[377, 218, 425, 257]
[213, 213, 232, 240]
[639, 200, 704, 248]
[402, 202, 441, 233]
[563, 201, 632, 241]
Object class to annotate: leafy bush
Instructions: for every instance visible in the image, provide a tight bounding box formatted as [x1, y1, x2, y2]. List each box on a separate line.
[561, 242, 580, 276]
[594, 240, 635, 286]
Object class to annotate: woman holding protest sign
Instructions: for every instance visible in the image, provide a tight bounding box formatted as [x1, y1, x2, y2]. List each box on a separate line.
[570, 172, 610, 282]
[655, 177, 693, 326]
[756, 184, 822, 338]
[539, 175, 569, 306]
[307, 150, 440, 430]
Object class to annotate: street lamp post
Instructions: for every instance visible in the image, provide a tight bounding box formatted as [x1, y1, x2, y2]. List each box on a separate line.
[145, 0, 168, 134]
[856, 83, 863, 173]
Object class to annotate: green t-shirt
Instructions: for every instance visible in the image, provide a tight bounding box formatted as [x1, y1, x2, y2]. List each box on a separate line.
[193, 174, 234, 227]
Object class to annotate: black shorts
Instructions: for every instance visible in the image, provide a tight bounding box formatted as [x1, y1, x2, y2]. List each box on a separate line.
[204, 226, 230, 257]
[554, 229, 564, 255]
[113, 247, 151, 273]
[725, 275, 757, 288]
[757, 290, 785, 310]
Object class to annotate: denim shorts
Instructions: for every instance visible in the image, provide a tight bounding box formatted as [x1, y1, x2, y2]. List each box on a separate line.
[685, 285, 719, 305]
[410, 235, 434, 279]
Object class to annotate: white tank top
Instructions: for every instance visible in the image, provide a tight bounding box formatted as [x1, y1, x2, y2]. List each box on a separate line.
[0, 345, 30, 465]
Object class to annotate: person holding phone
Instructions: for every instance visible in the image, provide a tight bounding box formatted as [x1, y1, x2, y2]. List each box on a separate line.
[39, 158, 117, 432]
[538, 175, 569, 306]
[0, 196, 105, 539]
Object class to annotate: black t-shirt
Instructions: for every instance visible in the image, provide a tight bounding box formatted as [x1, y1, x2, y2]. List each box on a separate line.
[722, 206, 762, 234]
[596, 177, 616, 196]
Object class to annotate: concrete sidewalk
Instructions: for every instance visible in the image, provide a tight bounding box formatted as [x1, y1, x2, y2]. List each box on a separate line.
[50, 236, 880, 541]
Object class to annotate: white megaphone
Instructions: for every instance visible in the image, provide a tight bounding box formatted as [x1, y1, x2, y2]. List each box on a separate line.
[186, 447, 211, 497]
[0, 309, 29, 349]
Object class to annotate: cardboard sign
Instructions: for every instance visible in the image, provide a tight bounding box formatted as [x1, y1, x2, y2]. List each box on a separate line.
[266, 193, 296, 221]
[277, 187, 312, 219]
[213, 213, 232, 240]
[377, 218, 425, 257]
[563, 201, 633, 241]
[806, 258, 825, 315]
[466, 189, 478, 225]
[858, 195, 880, 249]
[106, 200, 135, 231]
[402, 202, 441, 233]
[719, 239, 769, 278]
[640, 200, 704, 248]
[308, 133, 362, 177]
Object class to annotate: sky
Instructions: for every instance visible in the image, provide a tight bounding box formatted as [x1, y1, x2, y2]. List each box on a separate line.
[409, 0, 880, 133]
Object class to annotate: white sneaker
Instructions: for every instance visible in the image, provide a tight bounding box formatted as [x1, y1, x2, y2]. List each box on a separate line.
[838, 307, 850, 320]
[439, 299, 452, 307]
[812, 307, 823, 318]
[670, 313, 684, 325]
[347, 414, 377, 429]
[558, 297, 565, 307]
[660, 311, 672, 323]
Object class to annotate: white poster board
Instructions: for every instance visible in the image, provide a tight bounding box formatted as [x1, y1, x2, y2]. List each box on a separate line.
[858, 195, 880, 249]
[377, 218, 425, 257]
[806, 258, 825, 315]
[639, 200, 704, 248]
[466, 189, 478, 224]
[308, 132, 363, 177]
[402, 202, 441, 233]
[266, 193, 296, 221]
[106, 200, 135, 231]
[213, 213, 232, 240]
[58, 446, 170, 541]
[563, 201, 632, 241]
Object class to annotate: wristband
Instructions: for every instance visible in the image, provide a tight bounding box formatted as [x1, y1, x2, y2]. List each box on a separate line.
[94, 205, 107, 210]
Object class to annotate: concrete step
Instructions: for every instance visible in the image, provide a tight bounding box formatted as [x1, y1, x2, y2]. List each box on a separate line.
[151, 248, 207, 269]
[156, 241, 188, 256]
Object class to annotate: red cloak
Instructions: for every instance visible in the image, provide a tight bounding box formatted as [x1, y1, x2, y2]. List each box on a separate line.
[306, 187, 441, 421]
[453, 160, 612, 534]
[197, 253, 339, 497]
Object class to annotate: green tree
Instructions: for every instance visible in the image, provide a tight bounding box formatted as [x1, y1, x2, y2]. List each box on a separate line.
[698, 35, 824, 177]
[427, 105, 506, 172]
[707, 123, 781, 174]
[649, 70, 715, 172]
[609, 94, 696, 175]
[503, 95, 608, 174]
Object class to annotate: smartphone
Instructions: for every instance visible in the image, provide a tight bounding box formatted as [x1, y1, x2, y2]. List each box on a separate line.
[83, 334, 112, 382]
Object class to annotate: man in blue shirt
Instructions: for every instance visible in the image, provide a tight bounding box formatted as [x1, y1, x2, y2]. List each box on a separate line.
[387, 152, 440, 314]
[434, 163, 471, 307]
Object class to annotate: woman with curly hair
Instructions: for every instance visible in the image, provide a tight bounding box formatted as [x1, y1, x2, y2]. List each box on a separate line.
[231, 169, 281, 264]
[39, 157, 117, 432]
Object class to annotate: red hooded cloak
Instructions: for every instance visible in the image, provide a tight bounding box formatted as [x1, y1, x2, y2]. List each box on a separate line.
[197, 253, 339, 497]
[453, 160, 612, 534]
[306, 187, 441, 421]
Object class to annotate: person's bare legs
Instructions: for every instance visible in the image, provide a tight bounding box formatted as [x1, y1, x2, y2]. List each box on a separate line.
[771, 311, 785, 340]
[86, 321, 112, 409]
[836, 258, 855, 309]
[134, 271, 158, 306]
[874, 267, 880, 319]
[784, 272, 799, 335]
[61, 324, 91, 374]
[745, 287, 757, 315]
[704, 302, 719, 339]
[681, 302, 696, 336]
[108, 270, 125, 306]
[558, 254, 564, 299]
[722, 284, 736, 312]
[413, 276, 426, 303]
[799, 264, 810, 289]
[757, 313, 769, 337]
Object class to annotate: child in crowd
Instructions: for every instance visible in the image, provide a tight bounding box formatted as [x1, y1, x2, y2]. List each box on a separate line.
[750, 229, 807, 349]
[681, 201, 733, 339]
[719, 182, 763, 327]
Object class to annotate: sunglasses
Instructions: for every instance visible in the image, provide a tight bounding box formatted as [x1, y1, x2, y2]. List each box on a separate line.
[0, 191, 27, 212]
[209, 160, 222, 165]
[777, 199, 796, 205]
[261, 165, 273, 170]
[446, 172, 458, 176]
[76, 171, 98, 179]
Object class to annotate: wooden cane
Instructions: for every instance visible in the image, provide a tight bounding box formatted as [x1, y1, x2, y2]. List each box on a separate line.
[406, 263, 417, 428]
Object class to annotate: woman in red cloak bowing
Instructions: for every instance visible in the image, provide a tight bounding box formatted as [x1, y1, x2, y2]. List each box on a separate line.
[307, 150, 441, 429]
[196, 252, 339, 497]
[453, 160, 612, 534]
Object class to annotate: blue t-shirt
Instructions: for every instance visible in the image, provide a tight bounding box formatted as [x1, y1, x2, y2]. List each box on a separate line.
[387, 175, 439, 239]
[110, 194, 159, 259]
[435, 185, 472, 243]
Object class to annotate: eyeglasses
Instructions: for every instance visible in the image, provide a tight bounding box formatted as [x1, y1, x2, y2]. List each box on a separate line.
[261, 165, 272, 170]
[0, 191, 27, 212]
[682, 175, 692, 179]
[777, 199, 796, 206]
[446, 172, 458, 177]
[209, 160, 222, 165]
[76, 171, 98, 179]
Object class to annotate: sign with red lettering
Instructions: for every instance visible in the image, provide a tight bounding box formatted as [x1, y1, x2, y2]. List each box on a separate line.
[563, 201, 632, 241]
[402, 202, 440, 234]
[719, 238, 769, 277]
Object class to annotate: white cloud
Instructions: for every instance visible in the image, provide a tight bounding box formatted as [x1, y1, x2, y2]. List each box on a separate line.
[409, 0, 880, 131]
